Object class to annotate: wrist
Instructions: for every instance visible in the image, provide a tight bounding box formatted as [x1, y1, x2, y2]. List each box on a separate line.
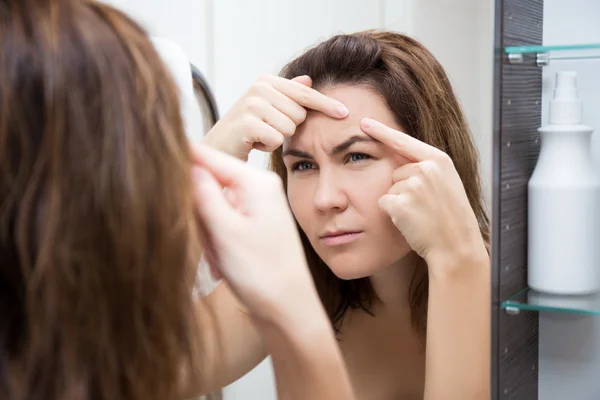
[202, 122, 250, 161]
[202, 126, 224, 150]
[251, 287, 332, 341]
[425, 239, 489, 282]
[253, 303, 333, 349]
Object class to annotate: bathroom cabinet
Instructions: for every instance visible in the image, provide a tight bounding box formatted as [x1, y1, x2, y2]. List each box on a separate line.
[492, 1, 600, 399]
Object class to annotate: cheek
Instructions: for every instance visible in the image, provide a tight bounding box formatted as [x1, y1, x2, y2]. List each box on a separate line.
[354, 160, 395, 200]
[287, 180, 313, 230]
[348, 161, 402, 235]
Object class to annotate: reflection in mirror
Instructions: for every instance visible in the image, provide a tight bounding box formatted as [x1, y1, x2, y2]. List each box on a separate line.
[103, 1, 495, 399]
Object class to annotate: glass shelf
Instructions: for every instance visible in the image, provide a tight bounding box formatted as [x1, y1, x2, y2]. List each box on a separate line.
[502, 287, 600, 316]
[504, 43, 600, 65]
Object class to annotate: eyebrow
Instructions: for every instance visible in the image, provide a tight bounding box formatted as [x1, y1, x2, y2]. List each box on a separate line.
[282, 135, 377, 159]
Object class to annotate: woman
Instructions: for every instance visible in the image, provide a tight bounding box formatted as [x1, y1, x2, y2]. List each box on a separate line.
[204, 31, 490, 399]
[0, 1, 355, 399]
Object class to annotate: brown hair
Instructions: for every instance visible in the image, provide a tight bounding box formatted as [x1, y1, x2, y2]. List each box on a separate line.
[270, 31, 490, 335]
[0, 0, 202, 399]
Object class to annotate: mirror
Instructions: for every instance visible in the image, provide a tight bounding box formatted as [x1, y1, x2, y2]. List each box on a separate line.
[105, 1, 495, 399]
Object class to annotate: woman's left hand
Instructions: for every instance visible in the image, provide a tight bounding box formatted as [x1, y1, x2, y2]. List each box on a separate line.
[360, 117, 486, 276]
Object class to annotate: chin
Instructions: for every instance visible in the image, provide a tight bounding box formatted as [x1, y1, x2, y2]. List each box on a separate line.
[330, 266, 375, 280]
[317, 243, 414, 281]
[320, 252, 388, 280]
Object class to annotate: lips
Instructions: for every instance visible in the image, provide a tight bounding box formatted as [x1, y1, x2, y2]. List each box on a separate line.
[319, 230, 363, 246]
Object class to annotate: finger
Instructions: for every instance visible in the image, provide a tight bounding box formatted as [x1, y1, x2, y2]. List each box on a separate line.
[191, 143, 257, 188]
[193, 169, 233, 282]
[259, 104, 297, 137]
[193, 167, 238, 228]
[192, 145, 268, 213]
[386, 178, 414, 195]
[387, 182, 402, 196]
[291, 75, 313, 87]
[391, 162, 420, 183]
[265, 88, 308, 125]
[378, 194, 410, 232]
[379, 191, 412, 219]
[247, 118, 285, 152]
[378, 193, 399, 217]
[267, 76, 349, 119]
[360, 118, 439, 162]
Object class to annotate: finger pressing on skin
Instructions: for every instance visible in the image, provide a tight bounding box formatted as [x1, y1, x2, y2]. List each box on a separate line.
[269, 76, 349, 118]
[392, 163, 421, 182]
[386, 181, 403, 196]
[360, 117, 438, 162]
[260, 105, 297, 137]
[291, 75, 313, 87]
[267, 88, 308, 126]
[378, 193, 399, 216]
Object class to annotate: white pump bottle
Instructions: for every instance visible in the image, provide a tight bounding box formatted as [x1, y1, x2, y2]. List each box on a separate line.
[528, 71, 600, 294]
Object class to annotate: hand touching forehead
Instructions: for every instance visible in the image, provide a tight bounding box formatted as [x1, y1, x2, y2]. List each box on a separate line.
[283, 85, 408, 164]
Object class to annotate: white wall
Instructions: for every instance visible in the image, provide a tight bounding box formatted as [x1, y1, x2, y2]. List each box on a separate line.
[538, 1, 600, 399]
[101, 0, 213, 146]
[211, 0, 384, 172]
[100, 1, 494, 398]
[211, 0, 494, 187]
[101, 0, 212, 77]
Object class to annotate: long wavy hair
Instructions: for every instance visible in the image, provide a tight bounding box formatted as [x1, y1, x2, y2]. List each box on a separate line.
[270, 31, 490, 336]
[0, 0, 202, 399]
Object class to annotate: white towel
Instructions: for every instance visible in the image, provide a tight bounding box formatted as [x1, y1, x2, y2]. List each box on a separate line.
[150, 36, 204, 143]
[151, 37, 220, 297]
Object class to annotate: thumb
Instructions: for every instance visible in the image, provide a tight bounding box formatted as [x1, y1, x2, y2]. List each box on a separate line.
[292, 75, 313, 87]
[378, 194, 397, 217]
[193, 167, 238, 232]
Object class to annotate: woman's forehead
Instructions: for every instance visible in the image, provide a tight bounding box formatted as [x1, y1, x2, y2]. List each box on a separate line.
[283, 85, 400, 150]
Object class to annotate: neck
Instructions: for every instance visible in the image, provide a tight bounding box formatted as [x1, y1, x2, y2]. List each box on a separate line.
[369, 251, 424, 312]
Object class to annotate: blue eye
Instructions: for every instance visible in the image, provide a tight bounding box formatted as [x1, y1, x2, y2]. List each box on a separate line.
[292, 161, 315, 172]
[347, 153, 371, 163]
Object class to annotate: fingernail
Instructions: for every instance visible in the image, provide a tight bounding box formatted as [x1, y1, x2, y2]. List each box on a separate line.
[335, 105, 349, 117]
[361, 118, 373, 129]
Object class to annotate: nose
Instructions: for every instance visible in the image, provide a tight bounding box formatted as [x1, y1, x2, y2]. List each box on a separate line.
[313, 169, 348, 213]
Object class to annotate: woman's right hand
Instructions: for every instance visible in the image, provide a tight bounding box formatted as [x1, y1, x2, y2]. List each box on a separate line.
[202, 75, 349, 160]
[192, 144, 318, 324]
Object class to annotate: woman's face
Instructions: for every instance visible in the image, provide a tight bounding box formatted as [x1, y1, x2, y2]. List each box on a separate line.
[282, 85, 412, 280]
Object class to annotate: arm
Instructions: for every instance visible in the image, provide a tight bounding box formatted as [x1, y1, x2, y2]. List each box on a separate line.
[424, 245, 490, 400]
[200, 75, 348, 161]
[356, 118, 491, 400]
[182, 277, 355, 400]
[187, 145, 355, 399]
[181, 281, 268, 396]
[255, 296, 355, 400]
